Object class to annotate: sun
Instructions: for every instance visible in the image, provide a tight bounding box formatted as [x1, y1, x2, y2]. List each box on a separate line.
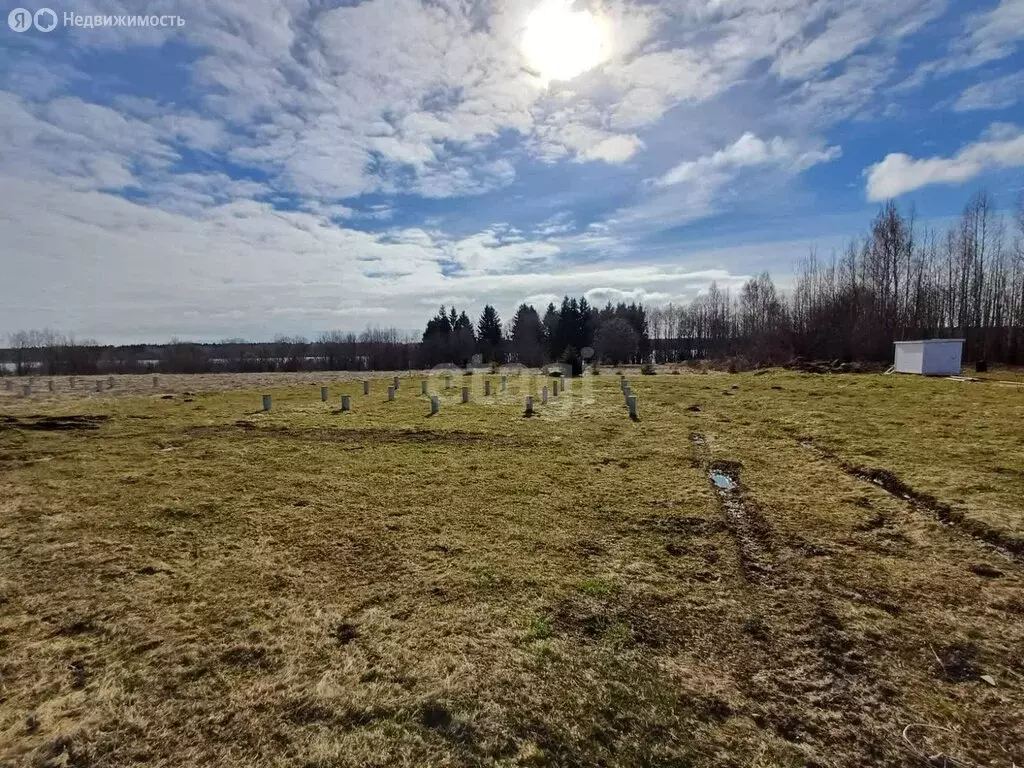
[521, 0, 609, 83]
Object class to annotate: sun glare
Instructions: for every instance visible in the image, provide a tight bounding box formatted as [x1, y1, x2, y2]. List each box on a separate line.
[522, 0, 609, 83]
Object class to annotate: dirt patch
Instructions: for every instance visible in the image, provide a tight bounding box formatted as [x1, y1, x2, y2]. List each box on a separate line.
[419, 701, 453, 730]
[332, 622, 358, 645]
[335, 705, 402, 729]
[218, 645, 280, 671]
[933, 641, 981, 683]
[813, 607, 866, 675]
[0, 414, 109, 432]
[843, 586, 904, 616]
[28, 736, 83, 768]
[855, 512, 888, 530]
[968, 563, 1004, 578]
[575, 539, 607, 557]
[186, 424, 535, 448]
[993, 466, 1024, 480]
[550, 592, 678, 649]
[52, 617, 100, 637]
[851, 466, 1023, 558]
[135, 564, 173, 576]
[284, 698, 334, 725]
[68, 659, 87, 690]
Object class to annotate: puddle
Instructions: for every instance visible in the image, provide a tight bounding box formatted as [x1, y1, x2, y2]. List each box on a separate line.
[710, 471, 736, 491]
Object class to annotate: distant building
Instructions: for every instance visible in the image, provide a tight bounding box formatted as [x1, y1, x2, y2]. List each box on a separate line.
[893, 339, 964, 376]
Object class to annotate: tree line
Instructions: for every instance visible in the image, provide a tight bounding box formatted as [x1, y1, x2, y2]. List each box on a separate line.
[0, 329, 419, 376]
[3, 189, 1022, 375]
[419, 298, 651, 372]
[645, 190, 1024, 365]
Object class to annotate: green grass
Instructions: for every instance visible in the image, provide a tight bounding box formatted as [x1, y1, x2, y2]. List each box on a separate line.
[0, 370, 1022, 767]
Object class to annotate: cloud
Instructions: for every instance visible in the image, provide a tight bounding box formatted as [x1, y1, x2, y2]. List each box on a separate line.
[0, 174, 761, 342]
[1, 0, 940, 208]
[865, 124, 1024, 200]
[657, 133, 841, 188]
[590, 132, 842, 236]
[771, 0, 945, 81]
[950, 0, 1024, 70]
[606, 49, 725, 130]
[581, 135, 644, 164]
[953, 70, 1024, 112]
[781, 54, 896, 127]
[534, 212, 576, 237]
[901, 0, 1024, 85]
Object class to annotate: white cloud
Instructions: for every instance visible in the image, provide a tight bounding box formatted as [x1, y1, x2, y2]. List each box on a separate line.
[534, 212, 576, 237]
[657, 133, 841, 187]
[772, 0, 944, 81]
[590, 132, 842, 236]
[900, 0, 1024, 86]
[606, 49, 725, 129]
[2, 0, 943, 210]
[581, 134, 644, 164]
[950, 0, 1024, 70]
[865, 124, 1024, 200]
[0, 174, 762, 342]
[781, 54, 896, 127]
[953, 70, 1024, 112]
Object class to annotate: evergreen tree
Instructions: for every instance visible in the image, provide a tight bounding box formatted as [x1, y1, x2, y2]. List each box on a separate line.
[595, 317, 639, 364]
[420, 305, 476, 365]
[542, 303, 560, 360]
[578, 296, 596, 352]
[510, 304, 546, 366]
[476, 305, 503, 362]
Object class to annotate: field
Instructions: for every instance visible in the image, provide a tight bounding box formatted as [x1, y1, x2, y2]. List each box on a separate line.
[1, 369, 1023, 768]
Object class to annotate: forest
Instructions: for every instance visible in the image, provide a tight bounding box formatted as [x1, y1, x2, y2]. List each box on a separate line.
[3, 190, 1023, 375]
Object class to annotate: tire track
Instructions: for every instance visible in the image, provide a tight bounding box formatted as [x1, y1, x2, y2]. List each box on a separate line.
[799, 438, 1023, 563]
[690, 433, 778, 587]
[688, 431, 895, 760]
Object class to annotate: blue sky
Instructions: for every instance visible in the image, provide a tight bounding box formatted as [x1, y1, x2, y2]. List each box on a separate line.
[1, 0, 1023, 343]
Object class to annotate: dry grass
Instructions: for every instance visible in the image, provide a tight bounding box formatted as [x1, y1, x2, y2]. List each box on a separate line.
[0, 371, 416, 402]
[1, 370, 1022, 767]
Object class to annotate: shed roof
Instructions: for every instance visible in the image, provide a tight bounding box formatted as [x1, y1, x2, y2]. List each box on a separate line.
[893, 339, 965, 345]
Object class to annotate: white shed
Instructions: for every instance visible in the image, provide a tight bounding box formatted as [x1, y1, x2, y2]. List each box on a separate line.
[893, 339, 964, 376]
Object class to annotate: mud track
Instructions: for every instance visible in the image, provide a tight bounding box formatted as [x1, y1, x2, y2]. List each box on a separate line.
[706, 460, 778, 586]
[800, 438, 1024, 562]
[685, 432, 895, 759]
[687, 434, 779, 587]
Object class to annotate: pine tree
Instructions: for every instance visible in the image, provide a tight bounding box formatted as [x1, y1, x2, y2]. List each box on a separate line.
[542, 303, 559, 360]
[476, 305, 503, 362]
[510, 304, 546, 366]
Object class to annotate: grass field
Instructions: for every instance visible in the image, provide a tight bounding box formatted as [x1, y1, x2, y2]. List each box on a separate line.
[1, 369, 1022, 767]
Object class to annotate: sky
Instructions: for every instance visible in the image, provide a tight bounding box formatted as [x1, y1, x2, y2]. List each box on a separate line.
[1, 0, 1023, 344]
